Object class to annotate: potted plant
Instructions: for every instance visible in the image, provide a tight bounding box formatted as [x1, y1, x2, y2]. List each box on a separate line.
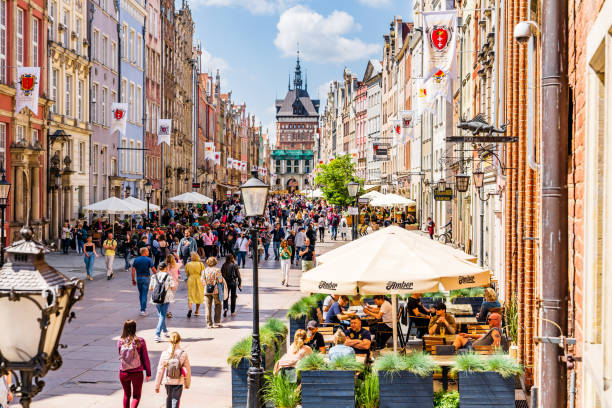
[433, 390, 459, 408]
[262, 317, 289, 357]
[227, 328, 278, 407]
[504, 295, 519, 360]
[452, 353, 522, 408]
[374, 352, 438, 408]
[287, 296, 318, 339]
[298, 353, 364, 408]
[263, 372, 301, 408]
[356, 371, 379, 408]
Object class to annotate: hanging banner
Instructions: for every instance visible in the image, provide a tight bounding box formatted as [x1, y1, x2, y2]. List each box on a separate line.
[426, 70, 454, 104]
[392, 120, 402, 146]
[233, 160, 241, 170]
[415, 79, 432, 115]
[204, 142, 215, 160]
[111, 103, 128, 135]
[400, 110, 415, 141]
[241, 162, 247, 172]
[350, 150, 358, 162]
[227, 157, 233, 169]
[214, 152, 221, 165]
[157, 119, 171, 145]
[422, 10, 458, 81]
[15, 67, 40, 114]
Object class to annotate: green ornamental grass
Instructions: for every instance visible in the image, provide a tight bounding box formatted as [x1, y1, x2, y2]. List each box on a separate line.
[452, 352, 523, 378]
[434, 390, 460, 408]
[262, 318, 288, 340]
[296, 352, 328, 371]
[286, 296, 317, 320]
[227, 337, 252, 368]
[374, 352, 438, 377]
[263, 372, 301, 408]
[356, 371, 379, 408]
[451, 352, 488, 374]
[327, 355, 364, 372]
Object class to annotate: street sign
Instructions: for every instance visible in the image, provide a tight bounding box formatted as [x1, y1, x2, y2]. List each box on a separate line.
[347, 206, 359, 215]
[445, 136, 518, 143]
[358, 197, 370, 204]
[434, 188, 453, 201]
[373, 143, 390, 160]
[192, 182, 201, 188]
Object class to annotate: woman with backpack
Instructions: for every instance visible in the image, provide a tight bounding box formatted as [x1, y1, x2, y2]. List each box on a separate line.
[221, 254, 242, 318]
[149, 262, 176, 342]
[202, 257, 225, 328]
[118, 320, 152, 408]
[155, 332, 191, 408]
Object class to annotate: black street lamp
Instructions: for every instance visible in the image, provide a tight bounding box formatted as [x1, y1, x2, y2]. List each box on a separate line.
[240, 170, 269, 408]
[347, 181, 360, 240]
[144, 180, 152, 227]
[0, 167, 11, 266]
[455, 173, 470, 193]
[0, 227, 84, 407]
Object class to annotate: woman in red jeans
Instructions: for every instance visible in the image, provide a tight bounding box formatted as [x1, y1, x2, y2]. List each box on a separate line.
[118, 320, 151, 408]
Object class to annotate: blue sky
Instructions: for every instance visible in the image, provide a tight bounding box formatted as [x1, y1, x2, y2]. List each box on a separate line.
[186, 0, 414, 141]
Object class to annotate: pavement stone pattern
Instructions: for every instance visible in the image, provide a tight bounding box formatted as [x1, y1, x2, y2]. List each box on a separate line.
[25, 233, 346, 408]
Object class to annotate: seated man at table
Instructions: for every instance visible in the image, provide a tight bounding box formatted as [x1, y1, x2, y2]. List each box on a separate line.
[407, 293, 433, 338]
[325, 295, 352, 325]
[322, 294, 339, 321]
[453, 312, 509, 352]
[344, 316, 372, 355]
[305, 320, 326, 353]
[363, 295, 393, 348]
[428, 302, 457, 335]
[328, 329, 355, 362]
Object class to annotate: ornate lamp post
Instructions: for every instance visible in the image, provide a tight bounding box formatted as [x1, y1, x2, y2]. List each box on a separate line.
[0, 227, 84, 407]
[240, 170, 270, 408]
[454, 173, 470, 193]
[347, 181, 360, 240]
[0, 167, 11, 266]
[144, 180, 152, 227]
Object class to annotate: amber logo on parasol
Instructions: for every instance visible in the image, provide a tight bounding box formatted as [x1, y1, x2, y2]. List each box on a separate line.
[458, 275, 476, 285]
[386, 281, 414, 290]
[318, 281, 338, 290]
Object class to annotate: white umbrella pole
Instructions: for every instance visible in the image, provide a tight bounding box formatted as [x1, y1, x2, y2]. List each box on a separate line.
[392, 294, 398, 353]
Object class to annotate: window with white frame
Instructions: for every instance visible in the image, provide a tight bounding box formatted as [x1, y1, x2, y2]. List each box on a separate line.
[51, 69, 58, 113]
[122, 24, 127, 59]
[0, 123, 4, 168]
[129, 140, 135, 172]
[111, 41, 117, 70]
[62, 10, 69, 47]
[129, 83, 134, 122]
[129, 29, 134, 62]
[137, 34, 142, 67]
[0, 0, 6, 84]
[64, 75, 72, 116]
[136, 141, 142, 173]
[121, 78, 126, 103]
[101, 87, 107, 126]
[75, 17, 82, 54]
[78, 141, 85, 172]
[136, 86, 141, 124]
[16, 125, 25, 143]
[93, 144, 98, 173]
[16, 8, 24, 66]
[92, 29, 99, 60]
[31, 17, 39, 66]
[102, 35, 108, 65]
[31, 129, 38, 145]
[48, 1, 56, 42]
[102, 146, 107, 175]
[91, 83, 98, 122]
[121, 138, 127, 171]
[77, 80, 83, 121]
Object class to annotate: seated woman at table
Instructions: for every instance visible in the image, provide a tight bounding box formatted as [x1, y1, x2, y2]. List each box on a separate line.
[428, 303, 457, 335]
[325, 295, 353, 325]
[407, 293, 433, 338]
[344, 316, 372, 355]
[477, 288, 502, 322]
[328, 329, 355, 362]
[363, 295, 393, 348]
[453, 313, 509, 352]
[274, 329, 312, 374]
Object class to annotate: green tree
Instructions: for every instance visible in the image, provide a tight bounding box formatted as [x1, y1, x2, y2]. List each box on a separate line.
[314, 155, 362, 206]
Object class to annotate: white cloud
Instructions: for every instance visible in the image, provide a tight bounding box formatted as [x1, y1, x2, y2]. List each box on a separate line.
[357, 0, 392, 6]
[274, 6, 379, 63]
[190, 0, 296, 15]
[316, 80, 333, 101]
[200, 49, 229, 73]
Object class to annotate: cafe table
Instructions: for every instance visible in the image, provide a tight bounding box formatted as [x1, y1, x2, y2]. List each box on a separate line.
[431, 354, 496, 391]
[454, 316, 479, 325]
[445, 303, 474, 316]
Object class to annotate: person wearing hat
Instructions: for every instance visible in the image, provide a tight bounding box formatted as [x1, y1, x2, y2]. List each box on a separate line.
[305, 321, 326, 353]
[428, 302, 457, 335]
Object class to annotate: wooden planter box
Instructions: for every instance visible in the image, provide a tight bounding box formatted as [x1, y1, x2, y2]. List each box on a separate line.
[230, 346, 276, 407]
[378, 371, 433, 408]
[458, 371, 515, 408]
[300, 370, 356, 408]
[289, 315, 307, 340]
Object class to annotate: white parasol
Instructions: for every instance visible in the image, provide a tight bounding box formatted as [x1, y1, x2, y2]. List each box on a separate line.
[168, 192, 214, 204]
[83, 197, 144, 215]
[123, 196, 161, 212]
[369, 193, 417, 207]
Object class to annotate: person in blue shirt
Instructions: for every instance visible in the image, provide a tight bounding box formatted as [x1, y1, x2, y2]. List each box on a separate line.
[328, 329, 355, 362]
[131, 247, 157, 315]
[324, 295, 352, 325]
[344, 316, 372, 355]
[477, 288, 502, 322]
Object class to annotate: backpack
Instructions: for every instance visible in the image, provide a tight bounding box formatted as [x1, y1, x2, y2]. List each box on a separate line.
[151, 274, 169, 304]
[119, 339, 142, 371]
[181, 240, 191, 258]
[166, 349, 183, 380]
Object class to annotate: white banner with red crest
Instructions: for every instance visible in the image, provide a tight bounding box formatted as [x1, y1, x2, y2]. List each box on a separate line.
[16, 67, 40, 114]
[400, 110, 415, 141]
[392, 120, 402, 146]
[157, 119, 171, 145]
[214, 152, 220, 165]
[204, 142, 215, 160]
[415, 79, 433, 115]
[227, 157, 233, 169]
[422, 10, 457, 81]
[111, 103, 129, 135]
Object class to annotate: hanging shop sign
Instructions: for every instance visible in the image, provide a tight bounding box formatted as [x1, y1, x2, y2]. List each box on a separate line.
[373, 143, 389, 160]
[434, 188, 454, 201]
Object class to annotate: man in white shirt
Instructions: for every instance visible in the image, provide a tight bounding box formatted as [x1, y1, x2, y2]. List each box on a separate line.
[235, 233, 250, 268]
[294, 228, 307, 265]
[363, 295, 394, 348]
[322, 294, 339, 321]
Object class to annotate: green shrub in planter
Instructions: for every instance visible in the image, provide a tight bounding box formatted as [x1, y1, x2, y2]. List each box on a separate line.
[374, 352, 438, 408]
[433, 390, 459, 408]
[356, 371, 379, 408]
[297, 353, 363, 408]
[263, 372, 301, 408]
[287, 297, 318, 339]
[452, 353, 522, 408]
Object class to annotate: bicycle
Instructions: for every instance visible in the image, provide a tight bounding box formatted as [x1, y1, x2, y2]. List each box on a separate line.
[438, 221, 452, 244]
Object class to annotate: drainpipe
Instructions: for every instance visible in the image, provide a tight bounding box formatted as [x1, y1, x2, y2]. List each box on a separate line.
[539, 0, 569, 406]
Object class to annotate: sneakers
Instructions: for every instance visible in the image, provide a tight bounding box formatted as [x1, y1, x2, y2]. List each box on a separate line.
[213, 324, 222, 328]
[166, 312, 173, 318]
[154, 336, 161, 343]
[163, 332, 170, 338]
[139, 311, 146, 316]
[87, 276, 93, 281]
[223, 310, 227, 318]
[187, 310, 192, 318]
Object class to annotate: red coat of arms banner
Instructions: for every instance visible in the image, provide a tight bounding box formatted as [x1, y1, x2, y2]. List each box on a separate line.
[111, 103, 129, 135]
[16, 67, 40, 114]
[157, 119, 171, 145]
[423, 10, 457, 81]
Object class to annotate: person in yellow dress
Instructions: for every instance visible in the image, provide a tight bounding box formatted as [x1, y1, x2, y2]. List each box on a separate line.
[185, 252, 205, 318]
